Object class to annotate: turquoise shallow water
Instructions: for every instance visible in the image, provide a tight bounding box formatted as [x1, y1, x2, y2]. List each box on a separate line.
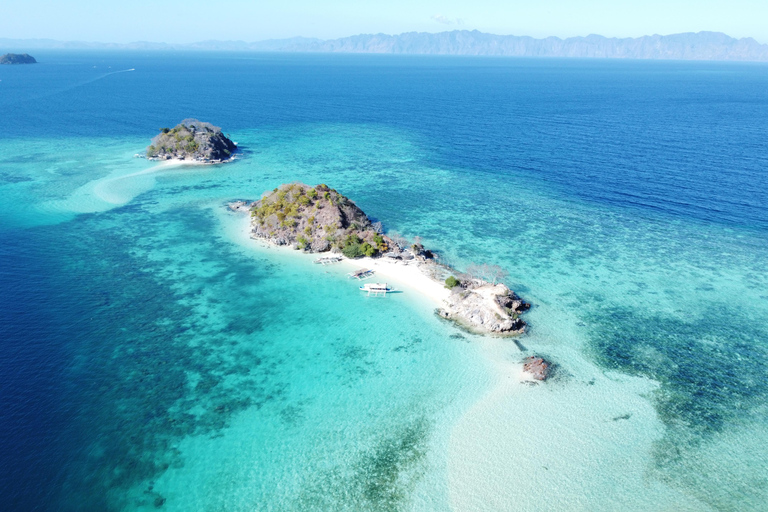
[1, 53, 768, 511]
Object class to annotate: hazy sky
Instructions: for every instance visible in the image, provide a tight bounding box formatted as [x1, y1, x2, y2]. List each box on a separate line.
[2, 0, 767, 44]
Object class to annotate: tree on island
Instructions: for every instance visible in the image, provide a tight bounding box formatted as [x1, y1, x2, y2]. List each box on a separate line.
[466, 263, 508, 284]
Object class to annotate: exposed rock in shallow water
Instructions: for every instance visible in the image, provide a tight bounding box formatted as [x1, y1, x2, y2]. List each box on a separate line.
[437, 283, 527, 335]
[227, 200, 252, 213]
[523, 356, 550, 380]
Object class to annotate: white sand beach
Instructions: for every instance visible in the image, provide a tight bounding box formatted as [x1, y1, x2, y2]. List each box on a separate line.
[149, 157, 233, 166]
[230, 211, 451, 307]
[338, 256, 451, 306]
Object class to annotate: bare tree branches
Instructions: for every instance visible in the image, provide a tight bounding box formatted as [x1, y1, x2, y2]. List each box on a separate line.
[386, 231, 409, 250]
[465, 262, 508, 284]
[488, 264, 508, 285]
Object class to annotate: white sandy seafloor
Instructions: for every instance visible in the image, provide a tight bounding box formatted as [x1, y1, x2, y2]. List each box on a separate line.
[155, 210, 706, 512]
[44, 159, 215, 215]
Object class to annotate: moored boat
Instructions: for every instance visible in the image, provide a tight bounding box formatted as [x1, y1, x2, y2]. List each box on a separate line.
[347, 268, 375, 280]
[314, 256, 342, 265]
[359, 282, 394, 294]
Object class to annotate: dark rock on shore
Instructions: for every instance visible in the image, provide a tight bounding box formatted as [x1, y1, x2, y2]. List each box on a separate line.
[496, 291, 531, 314]
[147, 119, 237, 162]
[227, 200, 252, 213]
[0, 53, 37, 64]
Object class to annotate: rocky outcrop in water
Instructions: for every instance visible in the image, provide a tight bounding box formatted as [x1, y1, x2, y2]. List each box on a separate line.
[437, 282, 528, 335]
[147, 119, 237, 162]
[227, 200, 251, 213]
[0, 53, 37, 64]
[523, 356, 551, 380]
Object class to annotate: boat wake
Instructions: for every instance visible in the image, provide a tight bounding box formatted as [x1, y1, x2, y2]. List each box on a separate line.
[10, 68, 136, 105]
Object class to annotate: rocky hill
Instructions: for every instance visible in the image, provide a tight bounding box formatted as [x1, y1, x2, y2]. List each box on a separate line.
[0, 53, 37, 64]
[246, 183, 395, 255]
[147, 119, 237, 162]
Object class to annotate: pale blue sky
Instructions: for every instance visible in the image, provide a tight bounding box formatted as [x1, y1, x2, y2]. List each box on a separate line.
[2, 0, 766, 44]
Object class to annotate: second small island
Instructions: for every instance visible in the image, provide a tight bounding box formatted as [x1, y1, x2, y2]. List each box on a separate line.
[146, 119, 237, 163]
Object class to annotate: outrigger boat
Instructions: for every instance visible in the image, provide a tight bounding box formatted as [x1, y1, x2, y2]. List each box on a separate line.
[347, 268, 375, 280]
[314, 256, 342, 265]
[360, 282, 394, 295]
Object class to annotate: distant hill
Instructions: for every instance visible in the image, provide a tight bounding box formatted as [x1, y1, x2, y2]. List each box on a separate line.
[293, 31, 768, 62]
[2, 31, 767, 62]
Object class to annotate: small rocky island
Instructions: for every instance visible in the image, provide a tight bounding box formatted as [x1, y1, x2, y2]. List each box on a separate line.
[0, 53, 37, 65]
[523, 356, 552, 381]
[147, 119, 237, 162]
[244, 182, 397, 255]
[438, 281, 528, 335]
[230, 182, 530, 336]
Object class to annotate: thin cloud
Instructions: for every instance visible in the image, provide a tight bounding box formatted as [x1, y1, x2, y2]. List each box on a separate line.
[431, 14, 454, 25]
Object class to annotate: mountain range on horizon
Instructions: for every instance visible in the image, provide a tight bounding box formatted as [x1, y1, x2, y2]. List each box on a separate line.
[2, 30, 768, 62]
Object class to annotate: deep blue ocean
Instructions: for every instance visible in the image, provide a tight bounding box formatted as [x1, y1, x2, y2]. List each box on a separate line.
[1, 52, 768, 511]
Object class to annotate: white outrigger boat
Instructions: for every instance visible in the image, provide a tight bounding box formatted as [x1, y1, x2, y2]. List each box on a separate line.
[360, 282, 395, 295]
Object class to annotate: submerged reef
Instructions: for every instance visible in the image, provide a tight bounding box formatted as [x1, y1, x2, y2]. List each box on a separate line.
[146, 119, 237, 162]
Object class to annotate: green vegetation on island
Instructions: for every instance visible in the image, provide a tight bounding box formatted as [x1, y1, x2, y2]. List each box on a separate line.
[146, 119, 237, 162]
[247, 183, 396, 256]
[0, 53, 37, 64]
[445, 276, 461, 289]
